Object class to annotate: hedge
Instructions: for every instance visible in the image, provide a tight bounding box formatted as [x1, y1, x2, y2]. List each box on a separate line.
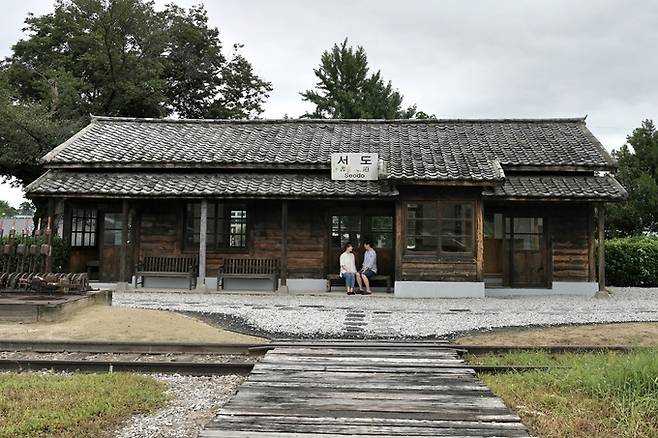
[605, 236, 658, 287]
[0, 235, 69, 273]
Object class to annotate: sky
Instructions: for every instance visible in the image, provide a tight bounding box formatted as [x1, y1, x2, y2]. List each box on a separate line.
[1, 0, 657, 207]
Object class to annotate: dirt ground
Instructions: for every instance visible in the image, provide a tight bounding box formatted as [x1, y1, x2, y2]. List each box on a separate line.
[0, 305, 267, 343]
[454, 322, 658, 346]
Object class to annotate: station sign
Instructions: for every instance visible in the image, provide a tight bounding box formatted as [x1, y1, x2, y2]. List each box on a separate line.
[330, 153, 379, 181]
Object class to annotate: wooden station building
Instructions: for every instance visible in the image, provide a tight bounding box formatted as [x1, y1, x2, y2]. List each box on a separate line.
[26, 116, 627, 297]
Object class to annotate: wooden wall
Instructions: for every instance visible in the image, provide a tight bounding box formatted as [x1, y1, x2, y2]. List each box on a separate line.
[136, 200, 328, 279]
[551, 204, 592, 281]
[397, 186, 483, 282]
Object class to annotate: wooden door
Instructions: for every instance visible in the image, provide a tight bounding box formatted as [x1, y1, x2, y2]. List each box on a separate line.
[329, 212, 394, 277]
[100, 212, 123, 282]
[506, 216, 548, 288]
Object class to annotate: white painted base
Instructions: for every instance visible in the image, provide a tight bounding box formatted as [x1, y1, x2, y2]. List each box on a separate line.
[280, 279, 327, 293]
[394, 281, 485, 298]
[485, 281, 598, 297]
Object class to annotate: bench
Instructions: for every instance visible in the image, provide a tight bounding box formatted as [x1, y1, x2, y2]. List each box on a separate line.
[218, 258, 279, 292]
[326, 273, 392, 293]
[135, 255, 198, 290]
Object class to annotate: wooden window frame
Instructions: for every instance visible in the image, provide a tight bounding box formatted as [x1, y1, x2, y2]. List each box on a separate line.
[70, 208, 98, 248]
[184, 202, 249, 252]
[404, 200, 475, 259]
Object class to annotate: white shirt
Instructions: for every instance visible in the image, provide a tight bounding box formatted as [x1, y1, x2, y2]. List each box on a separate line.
[339, 252, 357, 275]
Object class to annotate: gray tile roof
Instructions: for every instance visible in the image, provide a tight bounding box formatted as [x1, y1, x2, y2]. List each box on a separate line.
[41, 116, 615, 182]
[483, 175, 628, 201]
[26, 171, 399, 199]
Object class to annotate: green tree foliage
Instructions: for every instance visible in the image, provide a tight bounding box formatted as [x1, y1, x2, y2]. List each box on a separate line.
[0, 200, 17, 218]
[301, 39, 425, 119]
[607, 120, 658, 236]
[17, 201, 35, 216]
[0, 0, 272, 186]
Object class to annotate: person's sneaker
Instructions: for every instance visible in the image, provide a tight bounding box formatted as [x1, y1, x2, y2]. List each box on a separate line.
[347, 291, 355, 295]
[362, 290, 372, 295]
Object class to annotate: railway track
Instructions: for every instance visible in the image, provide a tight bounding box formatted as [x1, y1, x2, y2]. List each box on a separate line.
[0, 340, 639, 376]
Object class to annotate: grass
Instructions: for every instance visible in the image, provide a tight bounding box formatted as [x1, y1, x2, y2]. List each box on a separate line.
[454, 322, 658, 347]
[469, 349, 658, 437]
[0, 372, 167, 438]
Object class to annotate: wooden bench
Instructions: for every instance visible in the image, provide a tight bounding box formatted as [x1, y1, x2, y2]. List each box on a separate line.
[135, 255, 198, 290]
[218, 258, 279, 292]
[326, 273, 392, 293]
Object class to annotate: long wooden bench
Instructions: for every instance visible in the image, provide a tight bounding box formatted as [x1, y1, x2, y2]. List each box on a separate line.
[326, 273, 392, 293]
[135, 255, 198, 290]
[218, 258, 279, 292]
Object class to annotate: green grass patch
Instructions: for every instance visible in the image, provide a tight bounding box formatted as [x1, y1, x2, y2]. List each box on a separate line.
[470, 349, 658, 437]
[0, 372, 167, 438]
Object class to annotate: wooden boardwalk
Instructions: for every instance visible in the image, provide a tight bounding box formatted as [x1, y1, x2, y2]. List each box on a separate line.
[201, 345, 532, 437]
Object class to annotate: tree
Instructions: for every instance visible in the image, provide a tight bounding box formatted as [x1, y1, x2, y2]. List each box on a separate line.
[0, 0, 272, 186]
[607, 120, 658, 236]
[301, 39, 422, 119]
[0, 201, 17, 218]
[17, 201, 35, 216]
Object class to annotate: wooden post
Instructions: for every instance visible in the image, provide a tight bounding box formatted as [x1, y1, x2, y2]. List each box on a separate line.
[475, 200, 484, 282]
[120, 199, 129, 283]
[598, 204, 605, 292]
[198, 199, 208, 289]
[279, 200, 289, 292]
[588, 204, 596, 282]
[45, 198, 54, 273]
[394, 200, 404, 282]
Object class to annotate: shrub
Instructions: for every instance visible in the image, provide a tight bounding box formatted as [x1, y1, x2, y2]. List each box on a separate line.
[605, 236, 658, 286]
[0, 234, 69, 273]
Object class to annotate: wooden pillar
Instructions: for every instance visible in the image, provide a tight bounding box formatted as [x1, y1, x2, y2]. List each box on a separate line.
[198, 199, 208, 288]
[119, 199, 129, 282]
[587, 204, 596, 282]
[394, 200, 404, 282]
[280, 200, 289, 291]
[45, 198, 55, 273]
[475, 199, 484, 282]
[598, 204, 605, 292]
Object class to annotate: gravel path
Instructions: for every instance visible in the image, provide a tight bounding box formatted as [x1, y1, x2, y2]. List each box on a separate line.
[114, 287, 658, 339]
[116, 374, 243, 438]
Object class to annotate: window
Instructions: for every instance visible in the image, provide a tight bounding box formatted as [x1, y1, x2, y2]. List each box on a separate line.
[507, 217, 543, 250]
[185, 202, 248, 250]
[406, 201, 474, 256]
[331, 215, 361, 248]
[70, 209, 97, 247]
[330, 215, 394, 249]
[103, 213, 123, 246]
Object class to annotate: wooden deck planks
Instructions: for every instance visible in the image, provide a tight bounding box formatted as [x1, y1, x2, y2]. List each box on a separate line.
[201, 345, 532, 437]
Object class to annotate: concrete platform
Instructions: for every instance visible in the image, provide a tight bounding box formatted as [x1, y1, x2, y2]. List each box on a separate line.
[0, 290, 112, 322]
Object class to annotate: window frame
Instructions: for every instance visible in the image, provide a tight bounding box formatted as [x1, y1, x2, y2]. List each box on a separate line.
[184, 202, 249, 252]
[70, 208, 98, 248]
[404, 200, 475, 259]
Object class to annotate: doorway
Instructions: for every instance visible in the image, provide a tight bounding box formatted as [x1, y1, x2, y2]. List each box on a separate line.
[484, 211, 549, 288]
[329, 212, 394, 277]
[99, 212, 123, 282]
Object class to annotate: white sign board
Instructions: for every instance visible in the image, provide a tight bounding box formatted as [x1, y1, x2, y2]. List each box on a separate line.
[331, 153, 379, 181]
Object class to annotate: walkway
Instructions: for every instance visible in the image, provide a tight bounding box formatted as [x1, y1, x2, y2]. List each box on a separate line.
[201, 343, 533, 437]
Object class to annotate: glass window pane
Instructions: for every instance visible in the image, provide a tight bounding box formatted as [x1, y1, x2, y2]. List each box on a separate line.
[440, 203, 472, 219]
[373, 232, 393, 248]
[407, 235, 438, 251]
[441, 235, 473, 253]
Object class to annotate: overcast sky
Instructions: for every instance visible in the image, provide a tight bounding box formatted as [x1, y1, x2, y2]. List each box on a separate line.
[2, 0, 657, 206]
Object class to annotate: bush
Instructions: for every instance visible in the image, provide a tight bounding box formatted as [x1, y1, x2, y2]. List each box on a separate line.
[606, 236, 658, 286]
[0, 234, 69, 273]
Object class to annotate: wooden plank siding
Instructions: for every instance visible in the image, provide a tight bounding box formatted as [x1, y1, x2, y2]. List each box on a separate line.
[551, 204, 591, 281]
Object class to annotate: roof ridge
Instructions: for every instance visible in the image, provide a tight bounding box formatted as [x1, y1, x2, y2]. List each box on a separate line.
[89, 115, 587, 125]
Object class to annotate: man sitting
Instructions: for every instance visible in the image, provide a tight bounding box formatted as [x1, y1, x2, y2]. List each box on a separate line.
[356, 240, 377, 295]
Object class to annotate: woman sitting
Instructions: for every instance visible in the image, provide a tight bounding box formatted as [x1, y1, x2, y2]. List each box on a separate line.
[339, 242, 358, 295]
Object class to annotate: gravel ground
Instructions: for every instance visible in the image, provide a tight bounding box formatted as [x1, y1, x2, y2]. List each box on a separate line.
[114, 287, 658, 339]
[116, 373, 244, 438]
[0, 351, 257, 363]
